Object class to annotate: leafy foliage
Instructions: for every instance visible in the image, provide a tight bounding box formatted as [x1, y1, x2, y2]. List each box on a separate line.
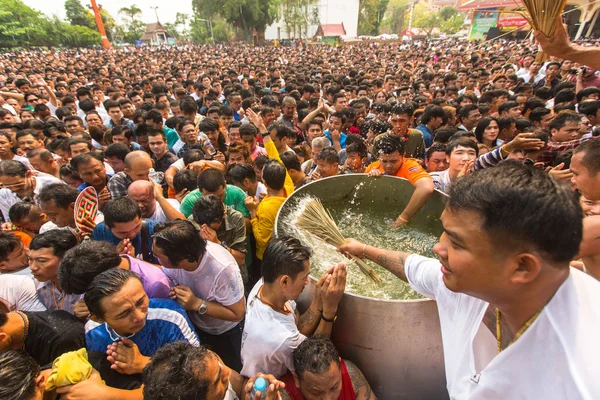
[65, 0, 95, 28]
[119, 5, 146, 43]
[358, 0, 389, 36]
[0, 0, 100, 47]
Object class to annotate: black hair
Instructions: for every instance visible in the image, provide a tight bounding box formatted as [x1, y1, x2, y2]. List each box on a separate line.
[192, 194, 225, 226]
[421, 105, 446, 125]
[198, 117, 220, 133]
[29, 230, 77, 259]
[280, 151, 303, 171]
[377, 134, 405, 155]
[183, 149, 205, 165]
[58, 240, 122, 294]
[153, 220, 206, 266]
[36, 183, 79, 209]
[227, 163, 257, 185]
[173, 170, 198, 194]
[0, 232, 20, 263]
[84, 268, 142, 318]
[498, 101, 519, 115]
[70, 152, 104, 172]
[578, 101, 600, 120]
[0, 160, 29, 178]
[262, 236, 312, 283]
[475, 117, 500, 147]
[103, 197, 142, 228]
[447, 161, 582, 264]
[239, 123, 258, 138]
[316, 147, 339, 165]
[446, 137, 479, 156]
[293, 335, 341, 381]
[426, 143, 447, 160]
[0, 350, 40, 400]
[8, 202, 38, 225]
[549, 111, 581, 132]
[262, 159, 286, 190]
[529, 107, 551, 123]
[268, 121, 296, 140]
[576, 86, 600, 103]
[144, 110, 163, 124]
[573, 137, 600, 175]
[142, 342, 211, 400]
[197, 168, 226, 192]
[104, 143, 131, 160]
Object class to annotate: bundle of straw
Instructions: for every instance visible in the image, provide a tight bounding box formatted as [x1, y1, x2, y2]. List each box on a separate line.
[296, 199, 382, 285]
[521, 0, 567, 62]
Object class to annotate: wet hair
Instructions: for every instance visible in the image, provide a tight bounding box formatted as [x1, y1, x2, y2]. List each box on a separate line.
[84, 268, 142, 318]
[421, 105, 446, 125]
[293, 335, 341, 381]
[239, 123, 258, 138]
[377, 134, 405, 155]
[142, 342, 211, 400]
[316, 147, 339, 165]
[173, 170, 198, 194]
[573, 138, 600, 175]
[192, 194, 224, 226]
[0, 350, 40, 400]
[198, 117, 220, 133]
[197, 168, 226, 192]
[29, 230, 77, 259]
[103, 197, 142, 228]
[262, 159, 286, 190]
[280, 151, 302, 171]
[0, 232, 20, 263]
[58, 240, 122, 294]
[447, 161, 582, 265]
[8, 202, 38, 225]
[227, 163, 257, 185]
[426, 143, 447, 160]
[578, 101, 600, 120]
[36, 183, 79, 209]
[262, 236, 312, 283]
[153, 220, 206, 266]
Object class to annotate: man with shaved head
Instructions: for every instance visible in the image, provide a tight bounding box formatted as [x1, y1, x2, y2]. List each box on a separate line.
[107, 150, 154, 199]
[128, 180, 184, 222]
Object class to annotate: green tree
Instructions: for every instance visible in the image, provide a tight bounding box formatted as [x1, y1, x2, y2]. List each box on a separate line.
[411, 3, 439, 37]
[358, 0, 389, 36]
[0, 0, 49, 47]
[192, 0, 278, 41]
[119, 5, 146, 43]
[100, 8, 119, 42]
[190, 15, 234, 43]
[48, 16, 101, 46]
[380, 0, 408, 34]
[64, 0, 95, 28]
[438, 6, 463, 35]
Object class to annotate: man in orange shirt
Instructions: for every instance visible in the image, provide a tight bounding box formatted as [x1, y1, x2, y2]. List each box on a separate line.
[366, 134, 434, 228]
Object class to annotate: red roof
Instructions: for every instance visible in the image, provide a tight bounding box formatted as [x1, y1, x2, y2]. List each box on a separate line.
[316, 23, 346, 37]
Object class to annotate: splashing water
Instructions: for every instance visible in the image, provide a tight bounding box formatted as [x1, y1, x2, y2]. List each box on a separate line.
[281, 195, 439, 300]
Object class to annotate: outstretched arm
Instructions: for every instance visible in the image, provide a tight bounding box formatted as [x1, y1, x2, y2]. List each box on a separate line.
[338, 239, 409, 282]
[534, 17, 600, 70]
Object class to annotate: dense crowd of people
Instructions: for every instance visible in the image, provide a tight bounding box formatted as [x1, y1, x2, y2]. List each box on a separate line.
[0, 20, 599, 399]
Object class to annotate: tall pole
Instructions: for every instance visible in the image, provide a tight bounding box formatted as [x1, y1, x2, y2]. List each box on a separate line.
[90, 0, 111, 48]
[150, 6, 159, 23]
[209, 20, 214, 44]
[407, 0, 416, 40]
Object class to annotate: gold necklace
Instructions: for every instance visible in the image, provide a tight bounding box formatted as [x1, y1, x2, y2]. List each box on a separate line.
[496, 308, 543, 354]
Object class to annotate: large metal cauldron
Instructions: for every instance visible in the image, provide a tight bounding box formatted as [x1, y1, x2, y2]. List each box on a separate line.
[274, 174, 448, 400]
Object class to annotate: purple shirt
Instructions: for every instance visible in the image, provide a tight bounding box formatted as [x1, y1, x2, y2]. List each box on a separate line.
[123, 255, 172, 298]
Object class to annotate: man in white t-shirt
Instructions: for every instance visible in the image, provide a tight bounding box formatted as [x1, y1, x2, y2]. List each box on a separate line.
[340, 162, 600, 398]
[128, 180, 184, 222]
[0, 231, 30, 276]
[240, 236, 346, 379]
[152, 220, 246, 372]
[0, 160, 62, 221]
[0, 274, 46, 312]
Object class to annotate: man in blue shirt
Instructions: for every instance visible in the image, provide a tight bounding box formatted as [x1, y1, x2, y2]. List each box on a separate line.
[324, 111, 348, 151]
[92, 197, 159, 263]
[415, 105, 445, 148]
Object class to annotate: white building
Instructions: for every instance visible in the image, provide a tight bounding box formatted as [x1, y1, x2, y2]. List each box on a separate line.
[265, 0, 360, 41]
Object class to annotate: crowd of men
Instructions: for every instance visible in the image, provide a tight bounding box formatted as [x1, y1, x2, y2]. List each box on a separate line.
[0, 22, 600, 399]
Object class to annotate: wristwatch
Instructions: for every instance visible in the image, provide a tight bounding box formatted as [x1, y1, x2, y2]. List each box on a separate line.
[261, 130, 270, 138]
[197, 300, 208, 315]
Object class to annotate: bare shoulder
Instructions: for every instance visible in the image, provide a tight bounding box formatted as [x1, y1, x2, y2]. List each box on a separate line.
[344, 360, 376, 400]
